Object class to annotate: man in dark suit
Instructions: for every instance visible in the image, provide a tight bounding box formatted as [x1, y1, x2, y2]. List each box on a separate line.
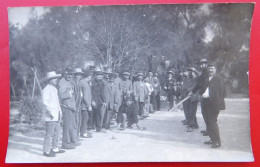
[91, 70, 107, 132]
[202, 64, 225, 148]
[103, 73, 120, 129]
[192, 58, 209, 135]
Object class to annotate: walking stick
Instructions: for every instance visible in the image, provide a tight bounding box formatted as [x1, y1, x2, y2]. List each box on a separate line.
[168, 95, 191, 112]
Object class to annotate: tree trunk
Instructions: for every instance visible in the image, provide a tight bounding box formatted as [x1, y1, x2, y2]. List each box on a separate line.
[10, 83, 16, 99]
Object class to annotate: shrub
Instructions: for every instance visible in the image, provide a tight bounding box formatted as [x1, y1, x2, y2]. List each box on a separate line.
[19, 96, 44, 128]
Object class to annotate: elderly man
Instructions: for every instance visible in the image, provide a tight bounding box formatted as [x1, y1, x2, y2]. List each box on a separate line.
[121, 71, 133, 102]
[202, 64, 225, 148]
[42, 71, 65, 157]
[103, 73, 120, 129]
[59, 67, 81, 149]
[74, 68, 84, 140]
[80, 69, 93, 138]
[91, 69, 107, 132]
[133, 72, 148, 119]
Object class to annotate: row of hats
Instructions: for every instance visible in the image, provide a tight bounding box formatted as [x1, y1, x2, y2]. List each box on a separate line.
[43, 67, 84, 81]
[166, 58, 209, 75]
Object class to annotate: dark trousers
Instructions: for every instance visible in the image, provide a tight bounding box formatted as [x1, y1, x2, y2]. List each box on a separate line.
[167, 94, 174, 109]
[93, 105, 106, 131]
[80, 110, 89, 135]
[75, 111, 81, 139]
[62, 107, 78, 146]
[183, 100, 190, 120]
[103, 109, 112, 129]
[155, 93, 161, 110]
[138, 102, 145, 117]
[183, 99, 198, 127]
[87, 110, 94, 129]
[189, 101, 199, 127]
[150, 92, 156, 112]
[202, 99, 221, 144]
[201, 100, 209, 131]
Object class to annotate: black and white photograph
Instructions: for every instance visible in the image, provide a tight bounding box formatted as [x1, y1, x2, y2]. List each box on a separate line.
[6, 3, 254, 163]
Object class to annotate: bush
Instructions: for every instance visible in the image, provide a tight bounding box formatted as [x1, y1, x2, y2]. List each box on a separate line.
[19, 96, 44, 128]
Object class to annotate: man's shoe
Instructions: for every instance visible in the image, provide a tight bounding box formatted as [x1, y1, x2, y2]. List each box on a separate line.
[73, 141, 82, 146]
[81, 133, 93, 138]
[211, 143, 221, 148]
[203, 132, 209, 136]
[61, 144, 76, 149]
[186, 128, 193, 132]
[43, 150, 56, 157]
[52, 148, 65, 154]
[200, 130, 207, 134]
[181, 119, 187, 123]
[204, 140, 213, 145]
[126, 125, 133, 129]
[191, 125, 199, 129]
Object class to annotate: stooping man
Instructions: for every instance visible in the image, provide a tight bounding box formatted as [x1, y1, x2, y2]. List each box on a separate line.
[91, 69, 107, 132]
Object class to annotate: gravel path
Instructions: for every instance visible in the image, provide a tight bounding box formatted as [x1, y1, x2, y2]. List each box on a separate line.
[5, 99, 254, 163]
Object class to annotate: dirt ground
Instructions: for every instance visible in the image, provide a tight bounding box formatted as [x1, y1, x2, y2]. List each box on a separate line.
[5, 98, 254, 163]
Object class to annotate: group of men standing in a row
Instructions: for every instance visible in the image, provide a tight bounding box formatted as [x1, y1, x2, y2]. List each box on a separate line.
[41, 58, 226, 157]
[42, 65, 162, 157]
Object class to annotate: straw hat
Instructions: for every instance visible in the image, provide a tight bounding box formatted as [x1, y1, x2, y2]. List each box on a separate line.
[44, 71, 61, 81]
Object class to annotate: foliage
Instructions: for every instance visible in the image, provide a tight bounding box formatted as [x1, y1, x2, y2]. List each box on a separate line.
[18, 96, 44, 128]
[9, 4, 254, 99]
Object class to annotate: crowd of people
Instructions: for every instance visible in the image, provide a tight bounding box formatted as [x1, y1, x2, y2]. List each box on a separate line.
[41, 58, 226, 157]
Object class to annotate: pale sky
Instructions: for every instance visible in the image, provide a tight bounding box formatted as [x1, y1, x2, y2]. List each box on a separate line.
[8, 7, 50, 29]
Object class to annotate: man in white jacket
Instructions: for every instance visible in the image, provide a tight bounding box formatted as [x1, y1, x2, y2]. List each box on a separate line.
[42, 71, 65, 157]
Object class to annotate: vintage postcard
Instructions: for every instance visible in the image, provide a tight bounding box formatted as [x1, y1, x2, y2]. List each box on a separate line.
[6, 3, 254, 162]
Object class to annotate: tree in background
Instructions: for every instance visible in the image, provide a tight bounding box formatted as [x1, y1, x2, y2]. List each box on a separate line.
[9, 3, 254, 100]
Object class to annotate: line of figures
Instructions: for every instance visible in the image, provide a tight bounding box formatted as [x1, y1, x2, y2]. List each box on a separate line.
[41, 58, 226, 157]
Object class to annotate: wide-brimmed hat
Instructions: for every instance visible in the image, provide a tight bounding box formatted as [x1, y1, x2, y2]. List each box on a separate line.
[74, 68, 84, 74]
[44, 71, 62, 81]
[199, 58, 208, 64]
[122, 72, 130, 76]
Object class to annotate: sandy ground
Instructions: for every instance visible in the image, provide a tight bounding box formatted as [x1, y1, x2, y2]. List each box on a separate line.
[5, 98, 254, 163]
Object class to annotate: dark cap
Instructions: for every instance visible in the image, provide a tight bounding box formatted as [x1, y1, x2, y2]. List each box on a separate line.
[199, 58, 208, 64]
[207, 63, 216, 68]
[109, 73, 116, 79]
[64, 67, 74, 74]
[95, 71, 103, 75]
[137, 72, 144, 76]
